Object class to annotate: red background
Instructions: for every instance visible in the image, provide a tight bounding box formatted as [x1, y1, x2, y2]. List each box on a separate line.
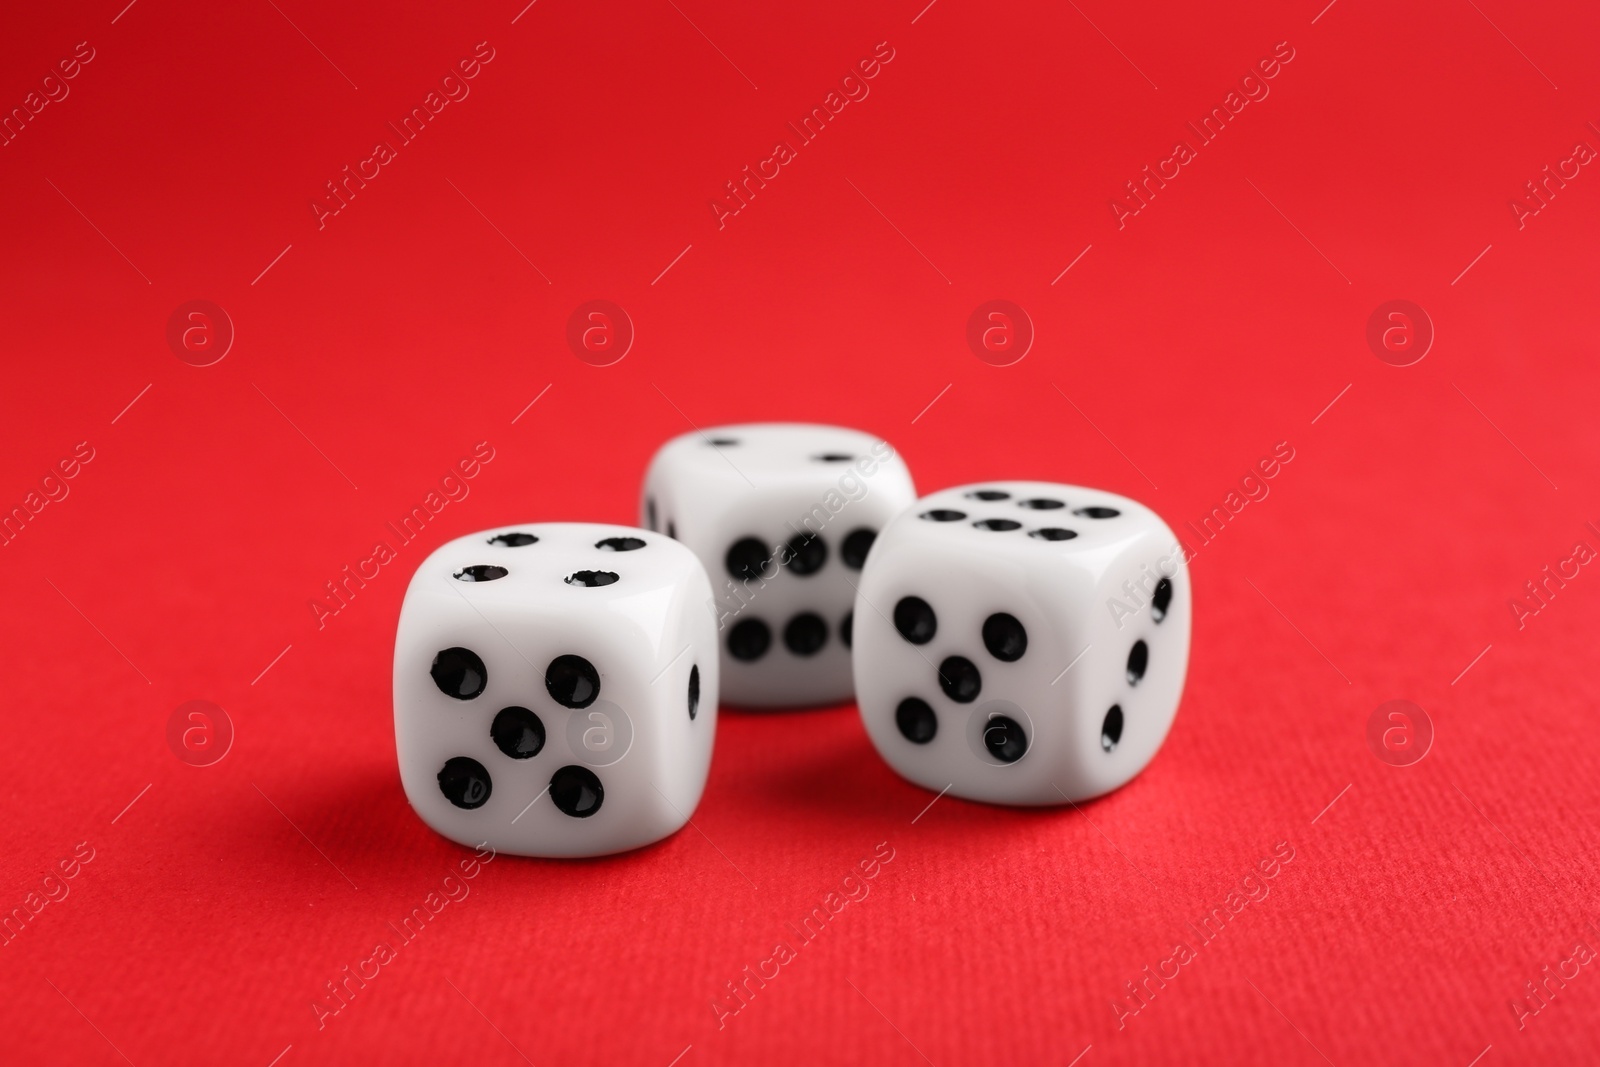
[2, 0, 1598, 1063]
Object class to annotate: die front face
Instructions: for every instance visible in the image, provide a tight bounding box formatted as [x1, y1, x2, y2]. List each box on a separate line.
[393, 523, 717, 857]
[853, 482, 1190, 806]
[641, 423, 916, 707]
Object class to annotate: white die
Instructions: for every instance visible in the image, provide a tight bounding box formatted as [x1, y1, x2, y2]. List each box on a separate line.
[393, 523, 718, 857]
[641, 423, 916, 708]
[852, 482, 1190, 806]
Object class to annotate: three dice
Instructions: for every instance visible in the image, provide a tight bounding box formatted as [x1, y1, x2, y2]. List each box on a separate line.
[393, 426, 1191, 857]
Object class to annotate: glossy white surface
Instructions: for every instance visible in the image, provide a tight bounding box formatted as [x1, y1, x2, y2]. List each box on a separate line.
[393, 523, 717, 856]
[641, 423, 916, 707]
[853, 482, 1190, 806]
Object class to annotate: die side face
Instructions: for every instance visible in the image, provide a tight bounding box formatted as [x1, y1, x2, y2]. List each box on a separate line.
[393, 523, 717, 857]
[641, 423, 915, 707]
[853, 482, 1190, 806]
[854, 544, 1088, 804]
[1066, 523, 1190, 799]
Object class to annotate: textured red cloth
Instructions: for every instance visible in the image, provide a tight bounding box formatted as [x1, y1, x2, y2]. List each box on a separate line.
[2, 0, 1598, 1063]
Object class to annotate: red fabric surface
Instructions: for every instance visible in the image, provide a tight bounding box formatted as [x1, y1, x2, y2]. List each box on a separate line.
[2, 0, 1598, 1063]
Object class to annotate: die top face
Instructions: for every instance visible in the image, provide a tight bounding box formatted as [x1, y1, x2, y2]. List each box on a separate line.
[853, 482, 1189, 806]
[862, 480, 1173, 653]
[394, 523, 718, 857]
[408, 522, 703, 616]
[643, 424, 915, 554]
[885, 481, 1162, 562]
[646, 423, 904, 493]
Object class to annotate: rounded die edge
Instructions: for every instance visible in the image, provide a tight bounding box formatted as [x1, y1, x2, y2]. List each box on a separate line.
[406, 522, 707, 596]
[646, 424, 914, 491]
[922, 481, 1160, 522]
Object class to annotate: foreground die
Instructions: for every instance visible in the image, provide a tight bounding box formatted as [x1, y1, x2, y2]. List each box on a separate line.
[641, 423, 916, 707]
[853, 482, 1190, 806]
[393, 523, 718, 857]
